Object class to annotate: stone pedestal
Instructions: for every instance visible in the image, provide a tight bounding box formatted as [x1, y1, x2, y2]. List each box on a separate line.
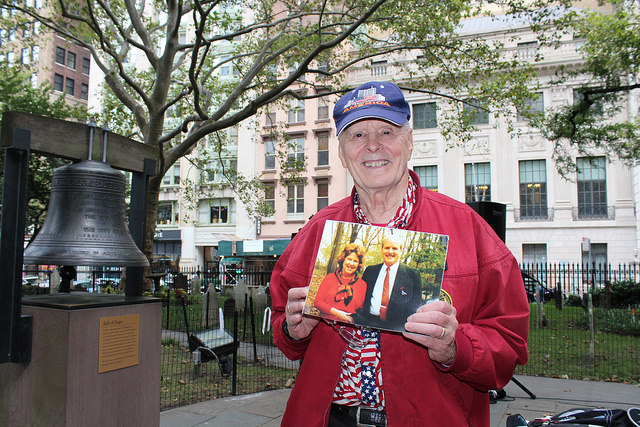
[0, 293, 162, 426]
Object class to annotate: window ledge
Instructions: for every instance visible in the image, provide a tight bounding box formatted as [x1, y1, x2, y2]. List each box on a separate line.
[284, 218, 305, 224]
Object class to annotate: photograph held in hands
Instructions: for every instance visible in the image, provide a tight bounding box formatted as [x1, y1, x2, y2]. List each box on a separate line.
[303, 220, 449, 332]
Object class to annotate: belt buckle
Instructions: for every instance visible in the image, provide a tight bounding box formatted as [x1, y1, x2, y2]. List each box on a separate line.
[355, 407, 386, 427]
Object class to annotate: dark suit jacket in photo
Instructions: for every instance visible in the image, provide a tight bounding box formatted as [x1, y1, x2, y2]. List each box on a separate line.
[354, 262, 422, 331]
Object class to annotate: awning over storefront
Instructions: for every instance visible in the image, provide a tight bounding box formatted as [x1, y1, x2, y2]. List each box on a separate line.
[155, 229, 181, 241]
[218, 239, 291, 257]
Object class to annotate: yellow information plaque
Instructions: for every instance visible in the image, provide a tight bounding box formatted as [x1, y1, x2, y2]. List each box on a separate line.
[98, 313, 140, 373]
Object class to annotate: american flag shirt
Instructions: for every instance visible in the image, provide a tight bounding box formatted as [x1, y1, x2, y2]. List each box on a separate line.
[332, 329, 385, 409]
[332, 174, 417, 409]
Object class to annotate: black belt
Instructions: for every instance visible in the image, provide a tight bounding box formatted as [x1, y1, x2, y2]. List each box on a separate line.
[330, 403, 387, 427]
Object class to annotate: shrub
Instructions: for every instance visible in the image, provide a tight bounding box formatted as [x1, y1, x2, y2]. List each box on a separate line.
[565, 294, 584, 307]
[592, 280, 640, 308]
[574, 307, 640, 336]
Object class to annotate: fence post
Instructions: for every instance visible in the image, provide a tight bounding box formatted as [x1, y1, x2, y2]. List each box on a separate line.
[231, 309, 238, 396]
[588, 293, 595, 363]
[249, 296, 258, 362]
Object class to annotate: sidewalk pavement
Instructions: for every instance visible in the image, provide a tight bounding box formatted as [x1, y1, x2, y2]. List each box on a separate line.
[160, 375, 640, 427]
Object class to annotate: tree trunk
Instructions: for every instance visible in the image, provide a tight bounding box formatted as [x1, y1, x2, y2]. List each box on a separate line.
[140, 174, 163, 291]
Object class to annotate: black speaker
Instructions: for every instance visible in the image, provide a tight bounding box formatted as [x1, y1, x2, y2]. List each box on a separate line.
[467, 201, 506, 243]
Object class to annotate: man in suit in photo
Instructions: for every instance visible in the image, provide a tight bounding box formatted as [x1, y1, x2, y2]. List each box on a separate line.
[355, 237, 423, 330]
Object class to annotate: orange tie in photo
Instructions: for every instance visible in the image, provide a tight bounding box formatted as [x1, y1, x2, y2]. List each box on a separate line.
[380, 266, 390, 320]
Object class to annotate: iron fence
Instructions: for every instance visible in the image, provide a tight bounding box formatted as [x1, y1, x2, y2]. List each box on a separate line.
[20, 263, 640, 408]
[159, 290, 300, 410]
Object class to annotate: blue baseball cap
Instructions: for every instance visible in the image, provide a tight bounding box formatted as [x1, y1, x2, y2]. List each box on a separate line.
[333, 81, 411, 136]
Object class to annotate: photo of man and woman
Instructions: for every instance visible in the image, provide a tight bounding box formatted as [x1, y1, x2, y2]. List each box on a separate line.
[303, 220, 449, 332]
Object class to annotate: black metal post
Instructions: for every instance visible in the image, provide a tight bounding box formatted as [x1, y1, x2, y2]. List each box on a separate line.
[231, 310, 239, 396]
[249, 296, 258, 362]
[0, 128, 32, 363]
[126, 157, 156, 296]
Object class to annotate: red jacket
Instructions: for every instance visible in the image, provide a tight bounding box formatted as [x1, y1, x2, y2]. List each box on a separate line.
[271, 174, 529, 426]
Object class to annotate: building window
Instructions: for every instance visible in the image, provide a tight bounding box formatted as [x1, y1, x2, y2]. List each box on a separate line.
[413, 102, 437, 129]
[288, 99, 305, 124]
[80, 83, 89, 100]
[219, 55, 231, 76]
[66, 51, 76, 69]
[522, 243, 547, 265]
[55, 46, 65, 64]
[287, 136, 305, 168]
[6, 51, 14, 64]
[317, 132, 329, 166]
[414, 165, 438, 191]
[264, 139, 276, 170]
[198, 199, 235, 224]
[21, 47, 29, 64]
[264, 182, 275, 218]
[203, 158, 237, 183]
[517, 41, 539, 60]
[53, 73, 64, 91]
[371, 60, 387, 76]
[581, 242, 608, 268]
[157, 201, 179, 225]
[317, 179, 329, 211]
[65, 78, 74, 96]
[265, 111, 276, 127]
[317, 98, 329, 120]
[518, 92, 544, 122]
[229, 126, 238, 147]
[464, 162, 491, 202]
[573, 88, 605, 115]
[519, 159, 548, 219]
[287, 183, 304, 217]
[162, 164, 180, 186]
[31, 45, 39, 62]
[82, 57, 90, 75]
[577, 156, 607, 218]
[463, 98, 489, 125]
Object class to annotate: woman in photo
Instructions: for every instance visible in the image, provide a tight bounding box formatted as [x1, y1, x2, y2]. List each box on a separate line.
[313, 243, 367, 323]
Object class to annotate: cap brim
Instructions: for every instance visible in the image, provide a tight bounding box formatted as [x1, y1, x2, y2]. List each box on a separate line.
[336, 107, 408, 136]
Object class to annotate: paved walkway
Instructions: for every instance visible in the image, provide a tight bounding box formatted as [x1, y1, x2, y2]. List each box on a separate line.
[160, 375, 640, 426]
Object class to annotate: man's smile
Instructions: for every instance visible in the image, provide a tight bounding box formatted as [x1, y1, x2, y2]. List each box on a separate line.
[363, 160, 390, 168]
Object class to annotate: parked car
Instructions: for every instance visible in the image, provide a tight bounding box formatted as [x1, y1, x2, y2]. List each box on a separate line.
[521, 272, 554, 303]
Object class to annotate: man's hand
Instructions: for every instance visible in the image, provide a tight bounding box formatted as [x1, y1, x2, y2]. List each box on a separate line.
[403, 301, 458, 365]
[284, 287, 319, 340]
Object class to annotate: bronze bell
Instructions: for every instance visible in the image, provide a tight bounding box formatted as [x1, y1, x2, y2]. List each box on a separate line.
[23, 160, 149, 268]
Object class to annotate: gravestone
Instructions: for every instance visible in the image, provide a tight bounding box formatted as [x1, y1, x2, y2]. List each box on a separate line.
[202, 284, 220, 328]
[191, 276, 201, 296]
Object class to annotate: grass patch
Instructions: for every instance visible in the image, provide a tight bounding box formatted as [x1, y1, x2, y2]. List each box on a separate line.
[517, 304, 640, 384]
[160, 343, 298, 409]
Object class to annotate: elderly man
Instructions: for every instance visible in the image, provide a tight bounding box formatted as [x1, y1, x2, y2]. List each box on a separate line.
[271, 81, 529, 426]
[355, 236, 423, 331]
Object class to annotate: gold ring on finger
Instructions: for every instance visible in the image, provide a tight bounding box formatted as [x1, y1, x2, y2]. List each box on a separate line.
[439, 326, 446, 339]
